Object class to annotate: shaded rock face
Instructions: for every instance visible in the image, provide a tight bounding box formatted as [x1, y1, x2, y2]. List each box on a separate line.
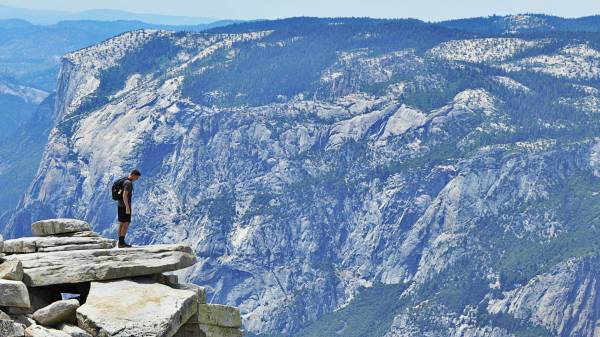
[7, 18, 600, 336]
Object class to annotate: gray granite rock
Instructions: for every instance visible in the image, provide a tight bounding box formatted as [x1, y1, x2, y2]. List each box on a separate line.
[0, 320, 25, 337]
[0, 308, 10, 320]
[3, 236, 115, 254]
[33, 299, 80, 326]
[197, 304, 242, 328]
[31, 219, 91, 236]
[0, 260, 23, 281]
[25, 324, 72, 337]
[174, 283, 207, 304]
[6, 244, 196, 287]
[11, 314, 35, 327]
[198, 324, 243, 337]
[0, 279, 30, 308]
[76, 279, 198, 337]
[56, 323, 93, 337]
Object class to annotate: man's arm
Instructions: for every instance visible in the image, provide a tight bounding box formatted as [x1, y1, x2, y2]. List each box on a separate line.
[123, 190, 131, 214]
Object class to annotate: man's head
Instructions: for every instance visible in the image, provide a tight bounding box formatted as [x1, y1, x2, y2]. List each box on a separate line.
[128, 169, 142, 181]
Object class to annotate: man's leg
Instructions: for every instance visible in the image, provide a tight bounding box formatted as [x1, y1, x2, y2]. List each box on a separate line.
[117, 221, 130, 247]
[122, 222, 130, 237]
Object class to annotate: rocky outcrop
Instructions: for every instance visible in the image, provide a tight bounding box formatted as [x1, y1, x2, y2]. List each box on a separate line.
[0, 218, 244, 337]
[6, 244, 196, 287]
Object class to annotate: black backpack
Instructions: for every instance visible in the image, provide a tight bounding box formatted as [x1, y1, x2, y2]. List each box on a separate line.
[111, 177, 128, 201]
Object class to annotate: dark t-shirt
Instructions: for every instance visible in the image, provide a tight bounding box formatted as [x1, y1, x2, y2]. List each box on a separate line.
[118, 178, 134, 208]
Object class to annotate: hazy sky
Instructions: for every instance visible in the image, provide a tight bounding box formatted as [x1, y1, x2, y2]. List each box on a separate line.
[2, 0, 600, 21]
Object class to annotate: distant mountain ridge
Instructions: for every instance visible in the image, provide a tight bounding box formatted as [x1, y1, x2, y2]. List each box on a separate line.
[0, 5, 219, 25]
[438, 13, 600, 34]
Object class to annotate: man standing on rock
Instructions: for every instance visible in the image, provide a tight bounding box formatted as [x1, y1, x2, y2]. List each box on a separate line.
[113, 169, 141, 248]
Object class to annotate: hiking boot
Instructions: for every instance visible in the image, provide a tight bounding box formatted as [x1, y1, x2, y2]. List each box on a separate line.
[117, 242, 132, 248]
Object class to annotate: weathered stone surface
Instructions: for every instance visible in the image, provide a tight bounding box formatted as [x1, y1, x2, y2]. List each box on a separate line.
[199, 324, 243, 337]
[76, 279, 198, 337]
[56, 323, 93, 337]
[174, 283, 207, 305]
[33, 299, 80, 326]
[0, 320, 25, 337]
[197, 304, 242, 328]
[0, 260, 23, 280]
[3, 236, 115, 254]
[0, 279, 30, 308]
[31, 219, 91, 236]
[6, 244, 196, 287]
[25, 324, 71, 337]
[2, 238, 36, 254]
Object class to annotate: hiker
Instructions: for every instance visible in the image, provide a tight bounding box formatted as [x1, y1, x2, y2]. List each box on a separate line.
[111, 169, 141, 248]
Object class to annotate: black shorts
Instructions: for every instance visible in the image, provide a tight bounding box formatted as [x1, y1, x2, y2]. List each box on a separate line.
[117, 206, 132, 222]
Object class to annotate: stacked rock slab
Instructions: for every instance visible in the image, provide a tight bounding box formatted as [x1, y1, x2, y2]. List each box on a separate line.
[0, 218, 245, 337]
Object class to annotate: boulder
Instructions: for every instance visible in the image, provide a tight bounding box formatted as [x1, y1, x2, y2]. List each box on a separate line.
[6, 244, 196, 287]
[25, 324, 72, 337]
[3, 236, 115, 254]
[0, 260, 23, 281]
[0, 234, 3, 253]
[0, 320, 25, 337]
[0, 279, 30, 308]
[32, 299, 80, 326]
[77, 279, 198, 337]
[56, 323, 93, 337]
[196, 304, 242, 328]
[31, 219, 91, 236]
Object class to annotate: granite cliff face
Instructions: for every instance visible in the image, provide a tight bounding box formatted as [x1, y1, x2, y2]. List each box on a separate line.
[5, 17, 600, 336]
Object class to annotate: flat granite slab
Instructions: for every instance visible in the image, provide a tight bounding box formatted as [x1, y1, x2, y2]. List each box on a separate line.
[5, 244, 197, 287]
[77, 279, 198, 337]
[2, 236, 115, 254]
